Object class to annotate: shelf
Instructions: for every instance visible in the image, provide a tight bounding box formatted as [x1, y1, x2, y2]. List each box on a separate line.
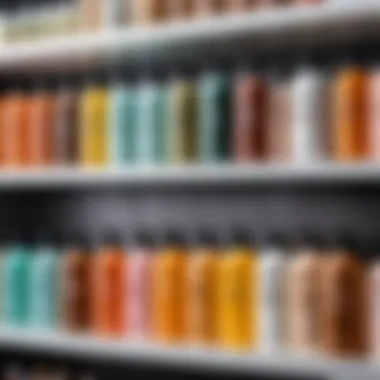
[0, 329, 378, 380]
[0, 164, 378, 189]
[1, 1, 380, 73]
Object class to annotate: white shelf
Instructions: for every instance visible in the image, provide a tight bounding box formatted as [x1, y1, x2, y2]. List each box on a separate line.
[0, 164, 377, 188]
[1, 1, 380, 72]
[0, 329, 378, 380]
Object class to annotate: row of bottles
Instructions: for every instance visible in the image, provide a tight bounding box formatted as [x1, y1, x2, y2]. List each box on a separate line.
[1, 0, 325, 44]
[1, 229, 380, 358]
[2, 54, 380, 169]
[3, 364, 96, 380]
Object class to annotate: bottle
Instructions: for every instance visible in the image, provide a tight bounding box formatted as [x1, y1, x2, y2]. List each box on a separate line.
[168, 69, 198, 163]
[60, 233, 92, 333]
[198, 65, 231, 163]
[266, 60, 293, 162]
[128, 230, 154, 339]
[29, 232, 60, 330]
[194, 0, 229, 16]
[55, 76, 81, 166]
[217, 228, 258, 351]
[4, 234, 32, 327]
[187, 229, 219, 346]
[331, 50, 367, 162]
[80, 73, 110, 168]
[135, 68, 168, 165]
[284, 232, 322, 354]
[291, 53, 328, 163]
[259, 231, 287, 353]
[29, 78, 57, 168]
[168, 0, 195, 20]
[79, 0, 103, 31]
[108, 71, 137, 166]
[91, 232, 126, 338]
[319, 234, 368, 357]
[233, 61, 268, 163]
[152, 230, 187, 343]
[132, 0, 169, 25]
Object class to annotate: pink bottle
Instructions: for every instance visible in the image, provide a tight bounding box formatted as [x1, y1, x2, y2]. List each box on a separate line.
[127, 231, 154, 340]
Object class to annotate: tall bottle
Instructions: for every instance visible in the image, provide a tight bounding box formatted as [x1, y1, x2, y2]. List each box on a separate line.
[187, 229, 219, 346]
[367, 63, 380, 162]
[198, 65, 231, 163]
[167, 68, 198, 163]
[60, 233, 92, 333]
[259, 232, 287, 353]
[135, 68, 168, 165]
[128, 230, 154, 339]
[4, 235, 32, 327]
[55, 76, 81, 166]
[217, 229, 258, 351]
[132, 0, 169, 25]
[29, 233, 60, 330]
[284, 233, 322, 354]
[233, 61, 268, 162]
[80, 73, 110, 168]
[108, 71, 138, 166]
[291, 54, 328, 163]
[331, 51, 367, 162]
[319, 235, 367, 357]
[152, 230, 187, 343]
[91, 233, 126, 337]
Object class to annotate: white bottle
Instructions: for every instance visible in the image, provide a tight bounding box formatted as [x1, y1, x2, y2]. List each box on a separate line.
[259, 234, 287, 354]
[291, 59, 328, 164]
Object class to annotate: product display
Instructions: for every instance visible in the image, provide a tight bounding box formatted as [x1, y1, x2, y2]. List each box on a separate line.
[0, 228, 375, 359]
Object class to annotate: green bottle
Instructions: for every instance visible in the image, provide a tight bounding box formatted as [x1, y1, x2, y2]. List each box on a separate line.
[109, 72, 137, 166]
[198, 70, 231, 163]
[4, 243, 31, 327]
[29, 234, 60, 329]
[136, 74, 168, 165]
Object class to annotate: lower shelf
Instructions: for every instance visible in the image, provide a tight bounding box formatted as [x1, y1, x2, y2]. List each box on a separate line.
[0, 329, 378, 379]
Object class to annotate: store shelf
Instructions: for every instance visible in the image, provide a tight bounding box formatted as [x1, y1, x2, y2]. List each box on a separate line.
[0, 329, 378, 380]
[1, 1, 380, 73]
[0, 164, 378, 188]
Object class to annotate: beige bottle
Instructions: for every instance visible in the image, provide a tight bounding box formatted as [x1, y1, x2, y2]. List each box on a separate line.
[319, 235, 368, 358]
[285, 233, 322, 355]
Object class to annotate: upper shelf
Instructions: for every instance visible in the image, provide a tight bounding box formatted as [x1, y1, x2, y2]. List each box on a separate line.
[1, 1, 380, 73]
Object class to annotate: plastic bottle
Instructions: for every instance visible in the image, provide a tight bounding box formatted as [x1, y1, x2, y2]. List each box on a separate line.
[128, 230, 154, 339]
[187, 229, 219, 346]
[198, 65, 231, 163]
[29, 232, 60, 330]
[259, 232, 287, 353]
[152, 230, 187, 343]
[91, 233, 126, 338]
[60, 233, 92, 333]
[80, 73, 110, 168]
[217, 228, 258, 351]
[4, 234, 32, 327]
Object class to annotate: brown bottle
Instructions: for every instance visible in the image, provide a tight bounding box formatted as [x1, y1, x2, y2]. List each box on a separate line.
[61, 234, 92, 333]
[233, 66, 268, 162]
[194, 0, 229, 16]
[55, 78, 80, 166]
[319, 235, 368, 358]
[133, 0, 169, 24]
[168, 0, 195, 19]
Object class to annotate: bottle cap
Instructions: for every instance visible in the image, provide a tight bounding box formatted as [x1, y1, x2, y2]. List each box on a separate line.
[196, 228, 218, 246]
[164, 230, 186, 246]
[230, 227, 253, 246]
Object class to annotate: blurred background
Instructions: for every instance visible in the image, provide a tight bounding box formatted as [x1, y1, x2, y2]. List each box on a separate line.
[0, 1, 379, 380]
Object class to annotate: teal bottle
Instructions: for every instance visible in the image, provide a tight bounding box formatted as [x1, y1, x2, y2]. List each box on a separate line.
[4, 244, 31, 327]
[136, 76, 168, 165]
[29, 237, 60, 329]
[109, 74, 137, 165]
[198, 71, 231, 163]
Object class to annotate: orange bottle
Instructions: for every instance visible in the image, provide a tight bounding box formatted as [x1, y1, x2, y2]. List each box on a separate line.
[152, 231, 187, 344]
[2, 84, 29, 168]
[186, 230, 219, 346]
[331, 57, 367, 162]
[91, 234, 127, 338]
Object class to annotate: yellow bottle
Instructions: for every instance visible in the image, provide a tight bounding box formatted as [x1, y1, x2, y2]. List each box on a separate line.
[186, 230, 219, 346]
[152, 231, 187, 344]
[217, 229, 259, 351]
[80, 75, 109, 168]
